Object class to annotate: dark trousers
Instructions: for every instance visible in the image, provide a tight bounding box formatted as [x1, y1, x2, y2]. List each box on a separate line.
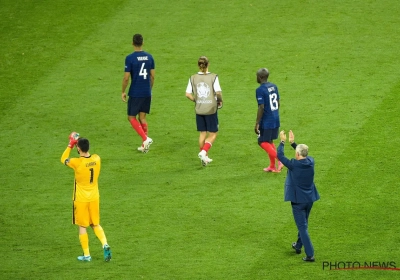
[291, 202, 314, 257]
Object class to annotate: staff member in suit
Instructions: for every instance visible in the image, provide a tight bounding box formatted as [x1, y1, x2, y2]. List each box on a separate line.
[277, 130, 320, 262]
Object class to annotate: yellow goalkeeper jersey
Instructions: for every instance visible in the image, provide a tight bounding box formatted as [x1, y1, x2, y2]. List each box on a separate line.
[61, 147, 101, 202]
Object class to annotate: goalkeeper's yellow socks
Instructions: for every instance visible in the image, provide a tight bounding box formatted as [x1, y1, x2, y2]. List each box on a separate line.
[79, 233, 90, 257]
[93, 225, 108, 247]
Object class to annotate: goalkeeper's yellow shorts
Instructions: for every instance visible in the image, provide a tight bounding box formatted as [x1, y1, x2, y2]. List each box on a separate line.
[73, 200, 100, 227]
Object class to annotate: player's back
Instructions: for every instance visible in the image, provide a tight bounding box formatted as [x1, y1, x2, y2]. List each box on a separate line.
[257, 82, 280, 128]
[71, 154, 101, 202]
[125, 51, 155, 97]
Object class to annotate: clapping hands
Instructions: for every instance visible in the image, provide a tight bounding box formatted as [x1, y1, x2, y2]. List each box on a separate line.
[279, 130, 287, 142]
[280, 130, 295, 143]
[289, 130, 294, 143]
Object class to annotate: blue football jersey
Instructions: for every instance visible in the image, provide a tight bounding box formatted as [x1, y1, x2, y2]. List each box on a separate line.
[125, 51, 155, 97]
[256, 82, 280, 129]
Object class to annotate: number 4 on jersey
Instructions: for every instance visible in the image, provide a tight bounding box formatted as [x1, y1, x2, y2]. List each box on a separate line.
[139, 63, 147, 79]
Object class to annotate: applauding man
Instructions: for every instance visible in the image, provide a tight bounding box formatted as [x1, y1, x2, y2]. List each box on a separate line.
[277, 130, 320, 262]
[61, 132, 112, 262]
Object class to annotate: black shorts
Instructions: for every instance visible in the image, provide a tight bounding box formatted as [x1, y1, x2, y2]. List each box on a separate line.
[127, 96, 151, 116]
[258, 127, 279, 143]
[196, 113, 218, 132]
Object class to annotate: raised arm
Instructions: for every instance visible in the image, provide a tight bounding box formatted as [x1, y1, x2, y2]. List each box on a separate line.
[289, 130, 297, 149]
[61, 132, 79, 165]
[277, 130, 294, 169]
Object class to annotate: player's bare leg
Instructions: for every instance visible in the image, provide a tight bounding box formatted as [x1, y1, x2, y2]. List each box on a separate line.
[198, 131, 207, 150]
[198, 132, 217, 166]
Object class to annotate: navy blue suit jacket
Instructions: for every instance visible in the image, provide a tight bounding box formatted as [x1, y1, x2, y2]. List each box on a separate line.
[277, 142, 320, 203]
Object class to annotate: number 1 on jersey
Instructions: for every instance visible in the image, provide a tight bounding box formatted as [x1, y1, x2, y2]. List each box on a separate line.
[89, 168, 94, 184]
[139, 63, 147, 79]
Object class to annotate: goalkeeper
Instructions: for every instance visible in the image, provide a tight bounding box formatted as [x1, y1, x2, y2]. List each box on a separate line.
[60, 132, 112, 262]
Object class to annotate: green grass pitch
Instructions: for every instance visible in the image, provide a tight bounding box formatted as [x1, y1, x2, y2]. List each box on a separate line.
[1, 0, 399, 279]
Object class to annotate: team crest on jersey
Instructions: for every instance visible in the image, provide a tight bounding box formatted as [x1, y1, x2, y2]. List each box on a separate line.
[196, 82, 210, 99]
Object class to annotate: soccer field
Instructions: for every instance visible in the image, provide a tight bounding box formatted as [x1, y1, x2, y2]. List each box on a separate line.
[1, 0, 399, 279]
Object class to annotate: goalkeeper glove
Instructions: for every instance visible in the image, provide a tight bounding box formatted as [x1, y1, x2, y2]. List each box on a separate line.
[68, 132, 79, 148]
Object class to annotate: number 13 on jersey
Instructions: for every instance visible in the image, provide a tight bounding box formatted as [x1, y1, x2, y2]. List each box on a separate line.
[269, 93, 279, 111]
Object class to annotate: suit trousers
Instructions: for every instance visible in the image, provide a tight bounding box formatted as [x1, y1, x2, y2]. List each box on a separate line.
[291, 202, 314, 257]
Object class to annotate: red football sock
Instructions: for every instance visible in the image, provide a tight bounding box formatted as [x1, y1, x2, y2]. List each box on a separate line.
[271, 142, 278, 166]
[129, 118, 147, 141]
[141, 123, 148, 135]
[202, 142, 212, 152]
[259, 142, 277, 168]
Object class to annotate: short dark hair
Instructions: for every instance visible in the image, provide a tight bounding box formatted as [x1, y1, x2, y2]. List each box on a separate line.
[77, 138, 89, 153]
[257, 68, 269, 83]
[133, 34, 143, 47]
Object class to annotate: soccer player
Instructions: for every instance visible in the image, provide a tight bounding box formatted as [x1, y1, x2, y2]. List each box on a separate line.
[277, 130, 320, 262]
[254, 68, 283, 172]
[60, 132, 112, 262]
[185, 56, 223, 166]
[122, 33, 155, 153]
